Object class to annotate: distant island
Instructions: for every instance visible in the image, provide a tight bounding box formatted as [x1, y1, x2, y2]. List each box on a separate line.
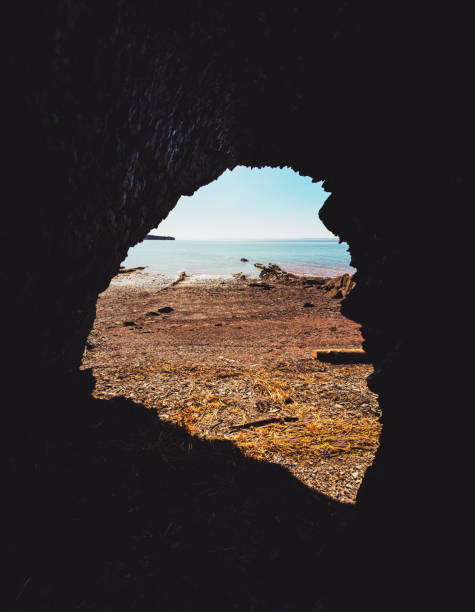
[145, 235, 175, 240]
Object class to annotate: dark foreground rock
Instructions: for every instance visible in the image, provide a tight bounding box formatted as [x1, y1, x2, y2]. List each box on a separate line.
[158, 306, 174, 313]
[6, 387, 352, 611]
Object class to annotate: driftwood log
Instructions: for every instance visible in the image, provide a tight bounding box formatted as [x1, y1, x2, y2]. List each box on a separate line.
[313, 348, 371, 364]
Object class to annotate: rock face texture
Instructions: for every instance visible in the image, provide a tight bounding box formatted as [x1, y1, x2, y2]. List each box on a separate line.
[3, 2, 467, 611]
[321, 273, 355, 299]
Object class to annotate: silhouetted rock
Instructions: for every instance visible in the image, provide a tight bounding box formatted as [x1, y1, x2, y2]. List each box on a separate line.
[118, 266, 147, 274]
[145, 235, 175, 240]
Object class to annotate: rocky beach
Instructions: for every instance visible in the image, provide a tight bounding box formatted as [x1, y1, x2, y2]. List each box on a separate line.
[83, 266, 380, 504]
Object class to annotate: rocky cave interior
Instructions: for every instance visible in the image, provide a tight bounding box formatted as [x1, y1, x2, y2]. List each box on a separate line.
[4, 2, 464, 611]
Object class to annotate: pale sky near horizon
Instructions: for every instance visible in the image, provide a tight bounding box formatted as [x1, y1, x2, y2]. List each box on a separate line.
[150, 166, 334, 240]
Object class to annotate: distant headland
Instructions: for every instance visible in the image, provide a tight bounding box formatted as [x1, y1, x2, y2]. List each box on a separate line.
[145, 235, 175, 240]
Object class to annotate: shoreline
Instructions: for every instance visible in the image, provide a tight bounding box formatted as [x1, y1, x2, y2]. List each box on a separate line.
[111, 265, 352, 289]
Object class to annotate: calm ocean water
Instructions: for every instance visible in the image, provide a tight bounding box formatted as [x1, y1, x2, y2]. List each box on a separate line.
[121, 238, 354, 278]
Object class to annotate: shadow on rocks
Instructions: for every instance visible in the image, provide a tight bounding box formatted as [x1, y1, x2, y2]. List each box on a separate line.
[5, 371, 360, 612]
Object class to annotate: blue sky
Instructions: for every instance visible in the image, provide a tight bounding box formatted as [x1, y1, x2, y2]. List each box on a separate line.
[151, 166, 334, 239]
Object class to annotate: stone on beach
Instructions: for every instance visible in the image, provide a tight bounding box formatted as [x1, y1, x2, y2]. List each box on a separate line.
[118, 266, 147, 274]
[254, 262, 298, 283]
[321, 274, 355, 299]
[232, 272, 247, 280]
[170, 271, 188, 286]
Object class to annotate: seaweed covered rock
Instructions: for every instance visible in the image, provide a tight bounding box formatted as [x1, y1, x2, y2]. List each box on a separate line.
[254, 263, 298, 282]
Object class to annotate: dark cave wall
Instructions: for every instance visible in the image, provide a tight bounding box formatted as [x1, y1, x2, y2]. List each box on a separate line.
[3, 1, 403, 378]
[4, 2, 247, 376]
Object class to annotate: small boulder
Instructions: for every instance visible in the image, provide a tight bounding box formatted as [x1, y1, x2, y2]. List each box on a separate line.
[158, 306, 173, 313]
[249, 282, 273, 290]
[303, 302, 315, 308]
[321, 274, 355, 299]
[254, 262, 297, 283]
[85, 329, 105, 349]
[170, 271, 187, 286]
[240, 257, 249, 262]
[232, 272, 247, 280]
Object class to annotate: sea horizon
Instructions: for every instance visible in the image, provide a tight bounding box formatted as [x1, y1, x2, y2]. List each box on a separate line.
[148, 236, 338, 241]
[122, 237, 354, 278]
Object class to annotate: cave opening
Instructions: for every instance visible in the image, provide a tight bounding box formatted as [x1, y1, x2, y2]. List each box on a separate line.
[83, 166, 381, 504]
